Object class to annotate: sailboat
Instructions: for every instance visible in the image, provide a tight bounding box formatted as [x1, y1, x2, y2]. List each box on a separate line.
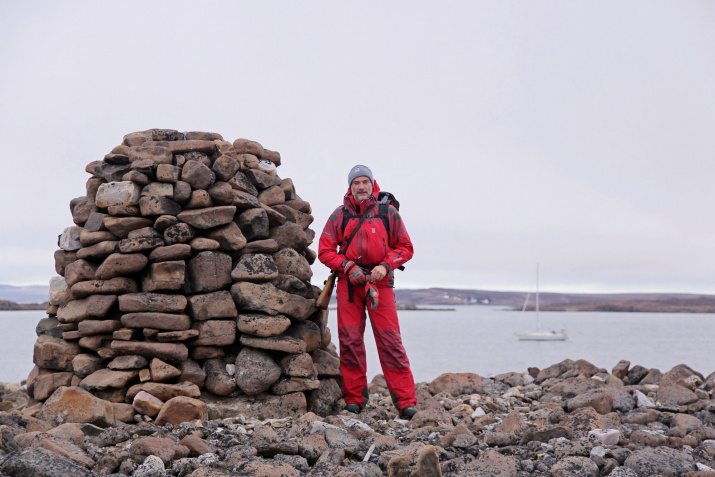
[515, 264, 568, 341]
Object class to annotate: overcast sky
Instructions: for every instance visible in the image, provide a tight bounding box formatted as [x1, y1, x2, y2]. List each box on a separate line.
[1, 1, 714, 294]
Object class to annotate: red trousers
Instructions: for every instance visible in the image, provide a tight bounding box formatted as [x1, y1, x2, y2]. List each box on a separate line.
[336, 279, 417, 410]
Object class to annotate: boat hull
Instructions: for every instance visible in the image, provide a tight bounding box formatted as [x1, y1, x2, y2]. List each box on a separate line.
[516, 332, 568, 341]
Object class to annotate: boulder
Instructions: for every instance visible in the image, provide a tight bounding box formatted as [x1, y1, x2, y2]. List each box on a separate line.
[95, 252, 148, 279]
[234, 348, 282, 395]
[231, 281, 316, 319]
[57, 294, 117, 323]
[37, 386, 114, 427]
[34, 335, 82, 371]
[155, 396, 208, 426]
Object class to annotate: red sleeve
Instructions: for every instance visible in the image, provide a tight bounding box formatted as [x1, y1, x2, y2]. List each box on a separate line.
[318, 207, 346, 272]
[382, 206, 413, 272]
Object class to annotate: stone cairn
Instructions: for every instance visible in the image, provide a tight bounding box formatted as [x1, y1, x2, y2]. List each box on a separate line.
[31, 129, 343, 426]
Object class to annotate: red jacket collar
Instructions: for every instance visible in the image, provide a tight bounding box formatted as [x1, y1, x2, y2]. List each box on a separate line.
[344, 180, 380, 214]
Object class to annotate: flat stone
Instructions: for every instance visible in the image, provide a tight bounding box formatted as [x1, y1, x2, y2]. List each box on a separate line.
[150, 244, 192, 262]
[285, 321, 321, 353]
[283, 199, 311, 214]
[279, 353, 315, 378]
[237, 313, 291, 337]
[80, 368, 137, 391]
[312, 349, 341, 377]
[142, 260, 185, 292]
[64, 259, 98, 286]
[122, 170, 151, 185]
[59, 226, 82, 251]
[270, 222, 309, 251]
[57, 295, 117, 323]
[191, 320, 237, 346]
[177, 206, 236, 229]
[184, 251, 232, 293]
[103, 217, 153, 238]
[0, 448, 93, 476]
[150, 358, 182, 382]
[625, 446, 696, 475]
[567, 391, 614, 414]
[111, 340, 188, 365]
[38, 386, 114, 427]
[237, 208, 270, 241]
[205, 222, 246, 251]
[272, 377, 320, 395]
[86, 160, 132, 182]
[241, 239, 280, 254]
[234, 348, 282, 395]
[154, 214, 180, 232]
[164, 222, 196, 244]
[77, 319, 122, 336]
[273, 248, 313, 281]
[106, 204, 140, 216]
[190, 346, 225, 360]
[95, 253, 148, 279]
[75, 240, 119, 260]
[232, 189, 262, 209]
[95, 181, 141, 208]
[240, 335, 306, 354]
[273, 204, 314, 229]
[231, 253, 280, 282]
[228, 170, 258, 196]
[157, 329, 200, 342]
[262, 204, 287, 226]
[118, 292, 187, 312]
[148, 139, 215, 154]
[246, 169, 281, 189]
[190, 237, 220, 250]
[128, 436, 189, 465]
[187, 290, 237, 321]
[118, 237, 165, 255]
[72, 354, 104, 378]
[139, 195, 182, 217]
[126, 382, 201, 402]
[428, 372, 484, 396]
[203, 391, 307, 420]
[107, 354, 148, 370]
[80, 229, 114, 246]
[155, 396, 208, 426]
[156, 164, 181, 182]
[121, 312, 191, 330]
[128, 145, 173, 165]
[70, 277, 138, 299]
[32, 372, 75, 401]
[231, 281, 316, 319]
[258, 185, 286, 206]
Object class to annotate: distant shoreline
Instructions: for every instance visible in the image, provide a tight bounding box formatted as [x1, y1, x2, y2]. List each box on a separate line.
[0, 300, 46, 311]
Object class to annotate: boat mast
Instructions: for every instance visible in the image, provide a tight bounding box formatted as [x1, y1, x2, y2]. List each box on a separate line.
[535, 263, 540, 332]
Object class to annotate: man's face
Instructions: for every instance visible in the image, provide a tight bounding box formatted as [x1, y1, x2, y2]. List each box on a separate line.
[350, 176, 373, 203]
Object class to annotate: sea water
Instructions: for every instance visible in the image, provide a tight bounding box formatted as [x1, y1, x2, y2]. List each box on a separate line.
[1, 307, 713, 384]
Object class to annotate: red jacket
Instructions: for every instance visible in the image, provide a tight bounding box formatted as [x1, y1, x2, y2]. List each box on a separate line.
[318, 181, 413, 284]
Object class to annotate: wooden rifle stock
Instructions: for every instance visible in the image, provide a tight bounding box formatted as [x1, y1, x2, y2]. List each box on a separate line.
[316, 271, 336, 309]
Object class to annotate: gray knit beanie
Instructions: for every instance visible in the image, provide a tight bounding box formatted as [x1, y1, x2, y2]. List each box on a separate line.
[348, 165, 374, 186]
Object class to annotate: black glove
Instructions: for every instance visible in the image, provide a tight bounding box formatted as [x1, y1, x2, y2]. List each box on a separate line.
[342, 260, 367, 286]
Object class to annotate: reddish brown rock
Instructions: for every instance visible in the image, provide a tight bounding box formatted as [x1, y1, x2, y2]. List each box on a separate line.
[132, 390, 164, 417]
[103, 216, 153, 238]
[212, 155, 240, 181]
[231, 253, 280, 282]
[111, 340, 188, 364]
[70, 277, 137, 299]
[203, 358, 239, 396]
[128, 145, 173, 165]
[567, 391, 614, 414]
[154, 396, 208, 426]
[279, 353, 315, 378]
[121, 312, 191, 330]
[32, 372, 75, 401]
[79, 368, 137, 391]
[76, 240, 119, 260]
[164, 222, 196, 245]
[285, 321, 321, 353]
[237, 208, 270, 241]
[239, 335, 306, 354]
[95, 252, 148, 280]
[54, 250, 78, 276]
[118, 292, 187, 313]
[191, 320, 236, 346]
[77, 319, 122, 336]
[72, 354, 104, 378]
[228, 170, 258, 196]
[126, 382, 201, 402]
[204, 391, 307, 420]
[177, 206, 236, 229]
[187, 290, 237, 321]
[237, 313, 291, 337]
[142, 260, 185, 292]
[273, 248, 313, 281]
[231, 281, 316, 320]
[258, 185, 286, 206]
[270, 222, 309, 252]
[64, 259, 98, 287]
[149, 243, 192, 262]
[118, 236, 164, 253]
[34, 335, 82, 371]
[205, 222, 246, 251]
[428, 372, 484, 396]
[107, 354, 148, 370]
[38, 386, 115, 427]
[150, 358, 181, 382]
[184, 251, 232, 293]
[156, 329, 200, 341]
[129, 436, 190, 464]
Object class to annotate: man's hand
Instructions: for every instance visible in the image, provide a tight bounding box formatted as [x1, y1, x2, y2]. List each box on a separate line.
[370, 265, 387, 283]
[343, 260, 367, 285]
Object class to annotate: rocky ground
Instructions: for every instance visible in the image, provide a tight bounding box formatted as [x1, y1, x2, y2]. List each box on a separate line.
[1, 358, 715, 477]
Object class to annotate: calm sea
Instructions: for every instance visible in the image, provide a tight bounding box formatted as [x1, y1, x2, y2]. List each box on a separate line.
[1, 307, 713, 384]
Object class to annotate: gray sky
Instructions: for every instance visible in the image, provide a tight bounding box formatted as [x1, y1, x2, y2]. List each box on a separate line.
[1, 1, 714, 293]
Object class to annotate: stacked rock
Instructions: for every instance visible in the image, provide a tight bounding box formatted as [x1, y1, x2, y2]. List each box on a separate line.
[31, 129, 342, 425]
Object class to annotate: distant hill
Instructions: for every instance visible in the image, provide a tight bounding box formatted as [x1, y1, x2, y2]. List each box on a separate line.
[0, 284, 49, 304]
[0, 300, 47, 311]
[392, 288, 715, 313]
